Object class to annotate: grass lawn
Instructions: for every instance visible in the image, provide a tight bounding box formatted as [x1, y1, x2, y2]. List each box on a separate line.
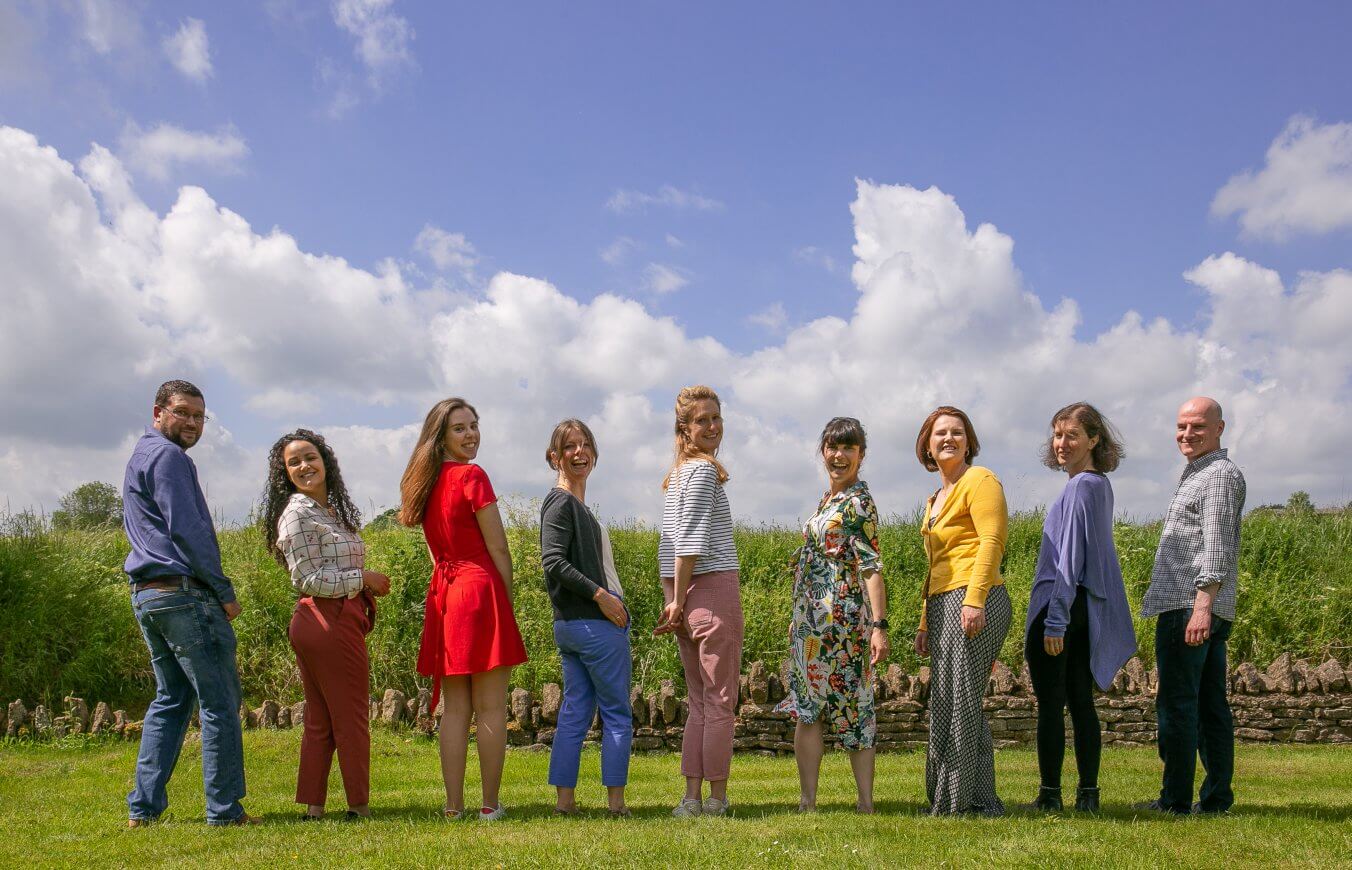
[3, 732, 1350, 868]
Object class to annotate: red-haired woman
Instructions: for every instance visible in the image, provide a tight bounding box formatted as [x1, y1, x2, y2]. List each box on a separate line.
[913, 406, 1012, 816]
[399, 398, 527, 821]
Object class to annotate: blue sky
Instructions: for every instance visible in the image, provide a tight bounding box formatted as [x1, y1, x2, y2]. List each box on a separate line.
[2, 1, 1350, 521]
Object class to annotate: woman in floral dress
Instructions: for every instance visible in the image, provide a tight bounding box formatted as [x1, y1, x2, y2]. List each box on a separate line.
[777, 417, 890, 813]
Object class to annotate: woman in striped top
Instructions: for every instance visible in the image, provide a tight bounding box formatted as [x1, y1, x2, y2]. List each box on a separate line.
[655, 385, 744, 818]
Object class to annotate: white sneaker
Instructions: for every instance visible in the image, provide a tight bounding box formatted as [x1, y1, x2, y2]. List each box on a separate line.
[671, 798, 703, 818]
[702, 797, 730, 816]
[478, 805, 506, 821]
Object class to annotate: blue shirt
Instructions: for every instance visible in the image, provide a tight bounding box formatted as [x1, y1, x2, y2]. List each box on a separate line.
[122, 427, 235, 605]
[1027, 472, 1136, 690]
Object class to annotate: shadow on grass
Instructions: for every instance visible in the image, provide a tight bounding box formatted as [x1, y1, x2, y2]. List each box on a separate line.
[343, 799, 1352, 825]
[345, 798, 1008, 823]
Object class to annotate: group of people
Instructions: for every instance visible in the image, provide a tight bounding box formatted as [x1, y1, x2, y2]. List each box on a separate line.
[121, 379, 1244, 826]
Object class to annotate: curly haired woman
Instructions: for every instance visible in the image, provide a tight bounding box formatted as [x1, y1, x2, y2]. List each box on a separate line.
[262, 429, 390, 821]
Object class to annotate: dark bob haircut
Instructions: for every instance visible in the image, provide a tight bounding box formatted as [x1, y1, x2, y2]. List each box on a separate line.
[817, 417, 867, 454]
[546, 418, 599, 470]
[1041, 402, 1126, 473]
[915, 405, 981, 471]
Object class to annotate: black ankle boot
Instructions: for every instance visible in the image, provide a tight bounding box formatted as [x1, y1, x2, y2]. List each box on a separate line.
[1029, 786, 1063, 811]
[1074, 787, 1100, 813]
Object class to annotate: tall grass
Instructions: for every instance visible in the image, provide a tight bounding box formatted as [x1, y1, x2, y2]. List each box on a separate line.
[1, 505, 1347, 710]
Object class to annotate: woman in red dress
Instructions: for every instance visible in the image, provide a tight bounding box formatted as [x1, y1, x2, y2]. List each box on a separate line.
[399, 397, 528, 821]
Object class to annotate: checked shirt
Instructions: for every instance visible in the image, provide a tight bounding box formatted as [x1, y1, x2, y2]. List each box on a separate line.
[1142, 448, 1246, 620]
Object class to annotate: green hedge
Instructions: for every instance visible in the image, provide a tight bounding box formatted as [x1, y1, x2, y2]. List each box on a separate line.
[1, 506, 1347, 709]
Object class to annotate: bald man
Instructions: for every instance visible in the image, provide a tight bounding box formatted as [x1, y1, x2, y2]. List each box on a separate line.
[1138, 397, 1246, 815]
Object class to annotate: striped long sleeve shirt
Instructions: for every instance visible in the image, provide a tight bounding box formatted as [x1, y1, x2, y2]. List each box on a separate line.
[658, 459, 739, 578]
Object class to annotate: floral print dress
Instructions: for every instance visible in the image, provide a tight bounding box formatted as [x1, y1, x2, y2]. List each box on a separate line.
[775, 480, 882, 750]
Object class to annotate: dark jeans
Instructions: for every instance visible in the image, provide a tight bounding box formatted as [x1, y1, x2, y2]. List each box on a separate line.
[1154, 608, 1234, 813]
[127, 580, 247, 824]
[1026, 588, 1099, 790]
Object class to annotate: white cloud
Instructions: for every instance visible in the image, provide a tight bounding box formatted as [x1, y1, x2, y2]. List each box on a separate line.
[794, 245, 839, 273]
[606, 185, 723, 214]
[2, 127, 1349, 526]
[641, 263, 689, 295]
[414, 224, 478, 277]
[665, 233, 685, 249]
[332, 0, 414, 88]
[75, 0, 142, 56]
[600, 236, 637, 266]
[245, 388, 322, 418]
[119, 122, 248, 182]
[1212, 115, 1352, 240]
[163, 18, 212, 82]
[747, 302, 788, 333]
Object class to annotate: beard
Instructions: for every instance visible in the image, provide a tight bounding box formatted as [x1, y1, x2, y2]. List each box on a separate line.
[162, 425, 200, 450]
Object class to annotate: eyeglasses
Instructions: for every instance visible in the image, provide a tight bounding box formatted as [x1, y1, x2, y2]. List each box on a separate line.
[158, 406, 210, 425]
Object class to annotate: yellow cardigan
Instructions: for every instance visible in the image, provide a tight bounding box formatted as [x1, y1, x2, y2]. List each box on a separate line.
[919, 466, 1008, 631]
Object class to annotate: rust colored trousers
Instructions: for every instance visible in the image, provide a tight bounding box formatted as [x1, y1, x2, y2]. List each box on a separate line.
[288, 595, 371, 808]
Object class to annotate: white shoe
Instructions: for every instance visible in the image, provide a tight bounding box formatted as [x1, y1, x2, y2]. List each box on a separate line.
[671, 798, 703, 818]
[702, 797, 730, 816]
[478, 805, 506, 821]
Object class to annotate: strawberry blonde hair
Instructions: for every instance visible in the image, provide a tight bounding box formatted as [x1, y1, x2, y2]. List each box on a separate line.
[662, 385, 729, 489]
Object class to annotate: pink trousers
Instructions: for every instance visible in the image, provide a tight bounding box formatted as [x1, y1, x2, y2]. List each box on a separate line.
[664, 570, 744, 781]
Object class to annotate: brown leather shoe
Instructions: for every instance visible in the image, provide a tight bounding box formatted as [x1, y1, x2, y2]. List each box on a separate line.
[127, 818, 155, 829]
[219, 813, 262, 826]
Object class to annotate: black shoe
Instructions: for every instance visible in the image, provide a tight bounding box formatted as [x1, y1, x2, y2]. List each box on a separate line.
[1074, 787, 1100, 813]
[345, 810, 371, 822]
[1191, 801, 1230, 816]
[1027, 787, 1063, 812]
[1132, 799, 1187, 816]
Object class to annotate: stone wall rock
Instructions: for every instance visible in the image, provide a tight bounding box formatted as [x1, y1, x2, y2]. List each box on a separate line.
[6, 652, 1349, 749]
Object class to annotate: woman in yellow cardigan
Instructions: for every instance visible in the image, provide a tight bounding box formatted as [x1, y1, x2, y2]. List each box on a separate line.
[913, 406, 1011, 815]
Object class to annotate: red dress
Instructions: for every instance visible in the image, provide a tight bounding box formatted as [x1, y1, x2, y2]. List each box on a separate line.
[416, 463, 527, 691]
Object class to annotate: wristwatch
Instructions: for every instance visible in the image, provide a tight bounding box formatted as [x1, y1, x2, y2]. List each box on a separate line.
[870, 618, 890, 630]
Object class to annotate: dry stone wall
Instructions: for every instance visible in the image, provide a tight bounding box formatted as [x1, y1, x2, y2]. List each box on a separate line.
[5, 653, 1349, 748]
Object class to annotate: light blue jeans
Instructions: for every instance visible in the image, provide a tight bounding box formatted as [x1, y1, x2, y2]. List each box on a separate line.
[549, 619, 633, 788]
[127, 580, 247, 824]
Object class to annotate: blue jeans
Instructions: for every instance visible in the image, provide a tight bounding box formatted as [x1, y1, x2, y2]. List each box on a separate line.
[1154, 608, 1234, 813]
[549, 619, 633, 788]
[127, 581, 247, 824]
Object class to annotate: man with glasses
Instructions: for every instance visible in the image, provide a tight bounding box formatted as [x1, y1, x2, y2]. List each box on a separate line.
[122, 379, 257, 826]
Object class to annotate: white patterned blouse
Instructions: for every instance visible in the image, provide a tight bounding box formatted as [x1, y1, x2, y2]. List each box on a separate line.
[277, 493, 366, 598]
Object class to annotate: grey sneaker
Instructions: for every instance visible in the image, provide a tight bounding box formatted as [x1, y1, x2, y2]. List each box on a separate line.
[671, 798, 703, 818]
[701, 797, 730, 817]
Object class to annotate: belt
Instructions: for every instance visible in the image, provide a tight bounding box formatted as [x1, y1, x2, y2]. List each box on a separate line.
[133, 575, 206, 592]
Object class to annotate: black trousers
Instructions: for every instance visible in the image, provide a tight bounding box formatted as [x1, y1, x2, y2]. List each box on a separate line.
[1154, 608, 1234, 813]
[1025, 588, 1099, 790]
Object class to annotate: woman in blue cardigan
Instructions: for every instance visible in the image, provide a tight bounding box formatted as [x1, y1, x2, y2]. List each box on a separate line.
[1026, 402, 1137, 813]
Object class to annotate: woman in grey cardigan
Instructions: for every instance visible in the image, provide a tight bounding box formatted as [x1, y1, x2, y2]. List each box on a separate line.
[539, 418, 632, 817]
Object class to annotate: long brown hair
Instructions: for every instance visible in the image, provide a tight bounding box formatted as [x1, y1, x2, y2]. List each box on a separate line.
[662, 385, 729, 489]
[398, 397, 478, 526]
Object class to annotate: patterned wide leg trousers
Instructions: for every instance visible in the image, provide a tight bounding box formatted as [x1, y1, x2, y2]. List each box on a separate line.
[925, 585, 1012, 816]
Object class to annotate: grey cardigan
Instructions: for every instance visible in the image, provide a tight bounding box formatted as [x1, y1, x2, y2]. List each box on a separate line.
[540, 488, 610, 622]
